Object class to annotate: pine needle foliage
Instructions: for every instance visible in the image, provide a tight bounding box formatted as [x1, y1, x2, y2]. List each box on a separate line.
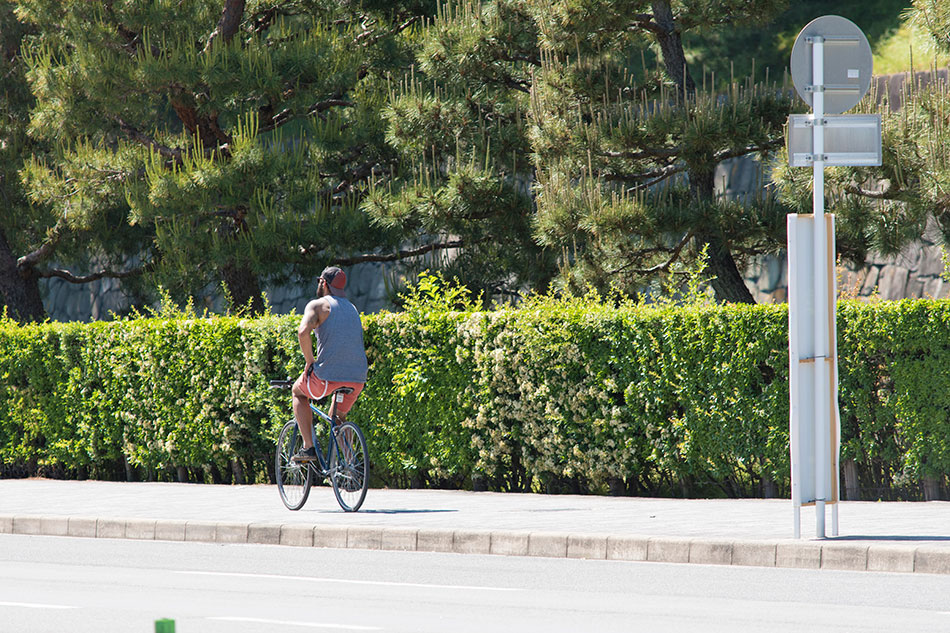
[13, 0, 432, 312]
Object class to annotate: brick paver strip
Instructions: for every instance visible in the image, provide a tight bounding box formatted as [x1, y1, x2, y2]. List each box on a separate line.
[3, 479, 950, 574]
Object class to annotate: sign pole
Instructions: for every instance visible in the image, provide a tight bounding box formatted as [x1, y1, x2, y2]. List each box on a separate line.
[811, 35, 828, 539]
[787, 15, 878, 539]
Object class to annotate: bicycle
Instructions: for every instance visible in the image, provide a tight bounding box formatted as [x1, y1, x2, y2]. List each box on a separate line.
[269, 378, 369, 512]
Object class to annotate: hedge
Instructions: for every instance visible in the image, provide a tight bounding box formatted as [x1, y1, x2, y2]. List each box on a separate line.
[2, 285, 949, 499]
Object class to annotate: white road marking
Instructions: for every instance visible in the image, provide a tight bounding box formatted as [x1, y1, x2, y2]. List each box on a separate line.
[178, 570, 520, 592]
[208, 616, 379, 630]
[0, 601, 77, 610]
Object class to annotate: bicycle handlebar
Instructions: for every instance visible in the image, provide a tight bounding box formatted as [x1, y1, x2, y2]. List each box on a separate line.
[269, 379, 294, 390]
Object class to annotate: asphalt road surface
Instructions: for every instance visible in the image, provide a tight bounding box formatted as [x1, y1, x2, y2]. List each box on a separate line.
[2, 534, 949, 633]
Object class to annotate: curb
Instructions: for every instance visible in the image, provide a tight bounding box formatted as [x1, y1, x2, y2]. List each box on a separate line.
[3, 513, 948, 574]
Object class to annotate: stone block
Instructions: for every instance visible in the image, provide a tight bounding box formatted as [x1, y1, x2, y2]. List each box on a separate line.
[453, 530, 491, 555]
[924, 277, 945, 300]
[860, 266, 880, 296]
[184, 521, 217, 543]
[416, 529, 454, 553]
[919, 245, 946, 277]
[731, 541, 776, 567]
[154, 520, 186, 542]
[215, 522, 248, 544]
[313, 526, 348, 549]
[689, 540, 732, 565]
[648, 537, 690, 564]
[247, 524, 282, 545]
[867, 546, 915, 573]
[13, 516, 42, 535]
[125, 519, 156, 540]
[914, 548, 950, 574]
[567, 534, 608, 560]
[606, 535, 649, 561]
[878, 265, 910, 301]
[528, 533, 568, 558]
[820, 544, 868, 571]
[347, 526, 382, 550]
[490, 531, 529, 557]
[97, 519, 127, 539]
[906, 278, 925, 299]
[380, 528, 418, 552]
[40, 516, 69, 537]
[776, 542, 821, 569]
[67, 517, 98, 538]
[280, 524, 314, 547]
[0, 515, 13, 534]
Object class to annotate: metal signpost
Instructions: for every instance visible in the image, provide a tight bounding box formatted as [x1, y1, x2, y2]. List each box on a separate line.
[786, 16, 881, 539]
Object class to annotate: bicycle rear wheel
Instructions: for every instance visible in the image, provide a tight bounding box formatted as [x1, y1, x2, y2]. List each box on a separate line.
[276, 420, 312, 511]
[329, 421, 369, 512]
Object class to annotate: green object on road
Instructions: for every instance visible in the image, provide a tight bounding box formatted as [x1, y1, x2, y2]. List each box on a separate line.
[155, 619, 175, 633]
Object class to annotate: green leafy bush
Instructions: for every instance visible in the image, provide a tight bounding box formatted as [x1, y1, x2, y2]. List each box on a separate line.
[2, 285, 949, 499]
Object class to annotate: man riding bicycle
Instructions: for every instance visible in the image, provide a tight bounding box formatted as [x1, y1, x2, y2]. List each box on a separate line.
[291, 266, 368, 463]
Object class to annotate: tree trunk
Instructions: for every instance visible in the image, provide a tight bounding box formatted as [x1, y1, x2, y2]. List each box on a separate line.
[0, 227, 46, 322]
[703, 235, 756, 304]
[922, 475, 944, 501]
[650, 1, 696, 96]
[842, 458, 861, 501]
[689, 164, 756, 305]
[221, 260, 264, 314]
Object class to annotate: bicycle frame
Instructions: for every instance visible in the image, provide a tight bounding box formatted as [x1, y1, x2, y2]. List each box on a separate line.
[306, 401, 345, 475]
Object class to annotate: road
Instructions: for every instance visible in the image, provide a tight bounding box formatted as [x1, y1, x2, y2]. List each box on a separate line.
[2, 534, 949, 633]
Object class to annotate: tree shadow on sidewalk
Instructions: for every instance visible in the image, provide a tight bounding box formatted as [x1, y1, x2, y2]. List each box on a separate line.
[831, 535, 950, 542]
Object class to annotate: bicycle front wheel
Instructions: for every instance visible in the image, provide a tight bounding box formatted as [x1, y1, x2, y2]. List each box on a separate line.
[329, 421, 369, 512]
[276, 420, 312, 511]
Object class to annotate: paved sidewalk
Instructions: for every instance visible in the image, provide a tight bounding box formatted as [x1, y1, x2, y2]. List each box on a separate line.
[2, 479, 950, 574]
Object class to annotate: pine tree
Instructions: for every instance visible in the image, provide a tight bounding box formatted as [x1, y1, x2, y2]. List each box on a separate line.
[363, 0, 554, 299]
[14, 0, 432, 314]
[528, 0, 793, 302]
[0, 3, 141, 322]
[0, 1, 46, 321]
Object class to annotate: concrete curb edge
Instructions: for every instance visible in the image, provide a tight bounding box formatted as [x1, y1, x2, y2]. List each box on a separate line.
[0, 514, 942, 574]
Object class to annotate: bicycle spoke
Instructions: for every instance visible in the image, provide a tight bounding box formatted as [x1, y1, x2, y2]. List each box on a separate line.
[276, 420, 311, 510]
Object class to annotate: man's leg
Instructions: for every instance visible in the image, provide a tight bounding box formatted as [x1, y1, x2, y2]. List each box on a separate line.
[292, 378, 315, 450]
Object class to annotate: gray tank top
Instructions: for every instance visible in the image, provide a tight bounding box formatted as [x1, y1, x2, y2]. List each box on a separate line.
[314, 296, 368, 383]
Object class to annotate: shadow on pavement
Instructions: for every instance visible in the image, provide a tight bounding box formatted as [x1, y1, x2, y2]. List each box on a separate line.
[312, 509, 460, 515]
[832, 535, 950, 542]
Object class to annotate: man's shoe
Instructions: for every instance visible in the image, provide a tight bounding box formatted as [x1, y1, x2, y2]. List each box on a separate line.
[292, 446, 317, 463]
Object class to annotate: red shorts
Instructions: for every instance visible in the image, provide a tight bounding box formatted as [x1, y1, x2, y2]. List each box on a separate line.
[294, 372, 364, 415]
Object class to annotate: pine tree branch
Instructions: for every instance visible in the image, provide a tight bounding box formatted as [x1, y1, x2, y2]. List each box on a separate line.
[111, 116, 185, 163]
[600, 147, 681, 160]
[251, 5, 280, 33]
[496, 51, 542, 67]
[37, 259, 156, 284]
[713, 139, 784, 162]
[627, 13, 664, 35]
[16, 221, 66, 270]
[258, 98, 355, 133]
[608, 231, 693, 276]
[605, 162, 686, 185]
[844, 183, 898, 200]
[326, 240, 468, 265]
[355, 15, 420, 48]
[204, 0, 246, 53]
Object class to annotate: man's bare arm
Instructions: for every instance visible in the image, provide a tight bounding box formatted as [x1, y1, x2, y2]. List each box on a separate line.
[298, 298, 330, 367]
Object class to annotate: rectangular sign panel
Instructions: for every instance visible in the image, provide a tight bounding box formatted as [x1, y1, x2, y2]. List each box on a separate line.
[787, 214, 840, 510]
[787, 114, 882, 167]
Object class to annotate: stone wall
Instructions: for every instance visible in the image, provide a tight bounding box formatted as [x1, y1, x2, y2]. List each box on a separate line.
[40, 260, 396, 322]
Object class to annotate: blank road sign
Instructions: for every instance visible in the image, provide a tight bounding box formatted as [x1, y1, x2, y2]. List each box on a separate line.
[790, 15, 873, 114]
[786, 114, 882, 167]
